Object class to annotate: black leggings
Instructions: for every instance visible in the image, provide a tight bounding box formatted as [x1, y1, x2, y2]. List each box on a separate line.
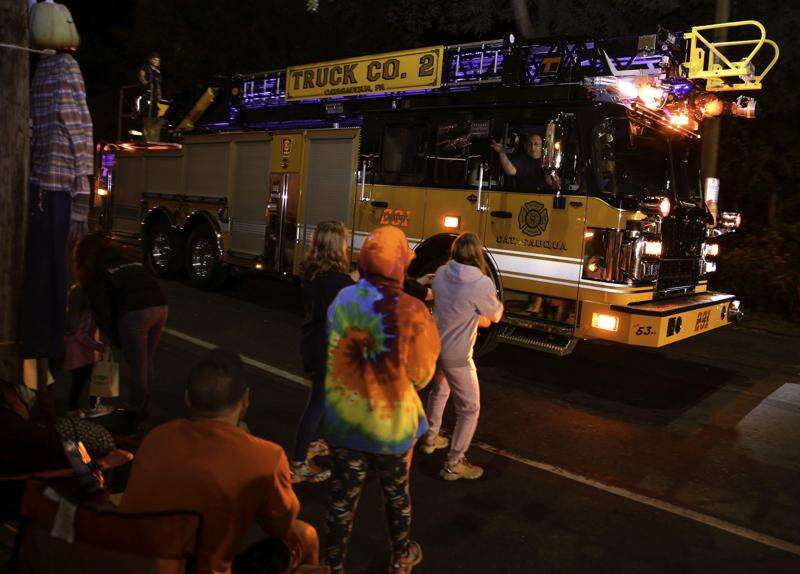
[68, 363, 95, 411]
[325, 447, 413, 573]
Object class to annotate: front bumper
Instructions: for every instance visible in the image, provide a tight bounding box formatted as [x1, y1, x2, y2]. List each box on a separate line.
[577, 292, 741, 347]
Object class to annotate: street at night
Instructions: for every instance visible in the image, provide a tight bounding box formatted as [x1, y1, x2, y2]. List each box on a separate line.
[75, 266, 800, 573]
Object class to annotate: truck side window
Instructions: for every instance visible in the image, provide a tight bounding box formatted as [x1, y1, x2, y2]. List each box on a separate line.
[380, 124, 427, 185]
[431, 118, 493, 189]
[495, 124, 551, 192]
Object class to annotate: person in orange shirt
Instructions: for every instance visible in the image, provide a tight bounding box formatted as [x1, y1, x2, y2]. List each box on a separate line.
[120, 349, 319, 573]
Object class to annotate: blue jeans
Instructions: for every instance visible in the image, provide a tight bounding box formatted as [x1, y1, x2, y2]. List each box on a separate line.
[291, 371, 325, 463]
[117, 306, 168, 413]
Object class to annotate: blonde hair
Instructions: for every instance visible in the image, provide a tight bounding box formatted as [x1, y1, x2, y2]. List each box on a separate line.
[450, 232, 488, 275]
[304, 221, 350, 279]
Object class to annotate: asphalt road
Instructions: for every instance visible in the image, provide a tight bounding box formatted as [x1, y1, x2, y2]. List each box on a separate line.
[68, 266, 800, 573]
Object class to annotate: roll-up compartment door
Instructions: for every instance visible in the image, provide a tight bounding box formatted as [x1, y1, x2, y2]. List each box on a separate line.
[300, 130, 360, 262]
[230, 139, 271, 256]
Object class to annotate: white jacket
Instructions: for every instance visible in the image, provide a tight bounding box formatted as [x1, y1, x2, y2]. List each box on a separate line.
[432, 260, 503, 368]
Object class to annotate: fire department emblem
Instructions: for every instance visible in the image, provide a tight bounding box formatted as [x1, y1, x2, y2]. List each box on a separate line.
[281, 137, 293, 157]
[518, 201, 548, 237]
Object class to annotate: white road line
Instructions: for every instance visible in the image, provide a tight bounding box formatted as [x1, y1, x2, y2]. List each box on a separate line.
[163, 328, 310, 388]
[473, 441, 800, 557]
[163, 327, 800, 558]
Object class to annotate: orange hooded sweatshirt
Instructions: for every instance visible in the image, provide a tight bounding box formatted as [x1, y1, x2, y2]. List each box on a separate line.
[322, 226, 440, 454]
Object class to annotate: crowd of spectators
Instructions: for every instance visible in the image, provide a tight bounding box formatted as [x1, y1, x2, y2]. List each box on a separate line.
[3, 224, 502, 574]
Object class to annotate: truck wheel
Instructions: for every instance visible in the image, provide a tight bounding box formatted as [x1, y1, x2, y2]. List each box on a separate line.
[145, 220, 181, 279]
[185, 225, 222, 288]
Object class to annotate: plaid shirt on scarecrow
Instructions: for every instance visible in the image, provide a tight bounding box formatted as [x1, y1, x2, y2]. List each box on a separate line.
[30, 53, 93, 221]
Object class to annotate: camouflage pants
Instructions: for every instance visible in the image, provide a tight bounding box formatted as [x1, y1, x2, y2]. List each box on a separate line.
[324, 447, 413, 573]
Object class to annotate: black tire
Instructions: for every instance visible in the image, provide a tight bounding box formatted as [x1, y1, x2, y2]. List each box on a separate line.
[145, 220, 182, 279]
[185, 225, 223, 288]
[415, 254, 500, 358]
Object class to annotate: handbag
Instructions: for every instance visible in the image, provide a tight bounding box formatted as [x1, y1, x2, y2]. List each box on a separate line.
[89, 348, 119, 398]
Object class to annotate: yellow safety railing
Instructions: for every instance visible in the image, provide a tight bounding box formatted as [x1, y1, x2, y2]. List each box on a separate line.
[683, 20, 779, 91]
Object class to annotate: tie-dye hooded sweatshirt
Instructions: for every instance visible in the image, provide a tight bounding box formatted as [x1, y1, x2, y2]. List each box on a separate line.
[323, 226, 440, 455]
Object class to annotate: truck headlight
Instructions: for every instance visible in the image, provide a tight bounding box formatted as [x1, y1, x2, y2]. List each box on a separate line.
[640, 196, 671, 218]
[719, 212, 741, 230]
[703, 242, 720, 259]
[643, 240, 663, 258]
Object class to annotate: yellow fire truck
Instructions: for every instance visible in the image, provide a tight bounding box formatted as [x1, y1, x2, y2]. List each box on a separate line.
[95, 21, 778, 355]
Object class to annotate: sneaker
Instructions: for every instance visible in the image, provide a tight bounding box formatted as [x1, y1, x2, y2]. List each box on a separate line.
[440, 458, 484, 481]
[291, 460, 331, 484]
[86, 403, 115, 418]
[390, 541, 422, 574]
[419, 434, 449, 454]
[307, 439, 331, 459]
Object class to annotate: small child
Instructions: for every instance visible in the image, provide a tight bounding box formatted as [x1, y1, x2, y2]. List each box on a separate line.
[65, 283, 112, 418]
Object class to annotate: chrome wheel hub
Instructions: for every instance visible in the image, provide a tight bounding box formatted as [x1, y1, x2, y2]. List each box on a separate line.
[150, 231, 172, 272]
[190, 238, 215, 279]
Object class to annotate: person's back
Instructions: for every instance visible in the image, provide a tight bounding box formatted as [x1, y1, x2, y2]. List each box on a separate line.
[322, 226, 439, 574]
[98, 252, 165, 320]
[422, 233, 503, 482]
[120, 349, 318, 574]
[121, 419, 294, 572]
[323, 227, 440, 455]
[77, 238, 166, 346]
[432, 260, 502, 368]
[300, 268, 354, 378]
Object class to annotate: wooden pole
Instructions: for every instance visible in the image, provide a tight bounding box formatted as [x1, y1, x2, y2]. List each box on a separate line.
[510, 0, 536, 40]
[0, 0, 29, 385]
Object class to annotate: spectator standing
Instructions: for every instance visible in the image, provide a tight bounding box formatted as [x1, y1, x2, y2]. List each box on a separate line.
[120, 349, 319, 574]
[293, 222, 357, 483]
[322, 226, 440, 574]
[420, 232, 503, 480]
[73, 235, 167, 421]
[64, 283, 110, 418]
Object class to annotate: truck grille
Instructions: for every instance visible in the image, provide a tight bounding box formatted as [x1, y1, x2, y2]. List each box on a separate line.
[656, 258, 699, 294]
[656, 216, 704, 296]
[661, 216, 704, 258]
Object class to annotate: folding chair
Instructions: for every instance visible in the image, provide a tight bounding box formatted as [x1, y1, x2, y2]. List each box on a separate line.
[11, 479, 202, 574]
[0, 449, 134, 523]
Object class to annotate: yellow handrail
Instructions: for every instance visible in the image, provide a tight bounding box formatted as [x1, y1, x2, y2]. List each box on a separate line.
[683, 20, 779, 91]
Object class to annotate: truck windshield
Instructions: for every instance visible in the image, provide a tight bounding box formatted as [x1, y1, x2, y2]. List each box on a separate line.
[593, 117, 671, 200]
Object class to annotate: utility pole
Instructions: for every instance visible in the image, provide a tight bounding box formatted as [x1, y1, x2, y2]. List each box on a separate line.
[700, 0, 730, 189]
[0, 0, 29, 386]
[510, 0, 536, 39]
